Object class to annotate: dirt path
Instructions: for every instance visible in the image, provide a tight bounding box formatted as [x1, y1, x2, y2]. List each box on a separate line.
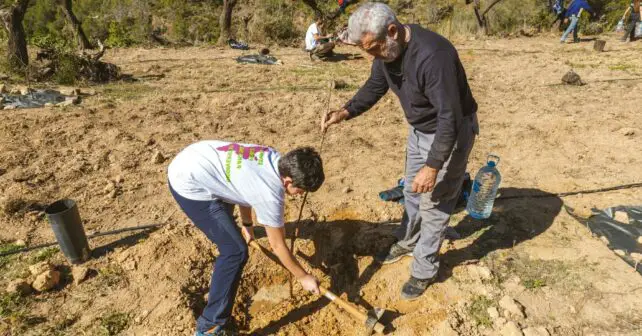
[1, 34, 641, 335]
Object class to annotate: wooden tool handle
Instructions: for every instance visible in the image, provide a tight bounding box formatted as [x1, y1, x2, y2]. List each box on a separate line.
[319, 287, 386, 334]
[249, 241, 385, 334]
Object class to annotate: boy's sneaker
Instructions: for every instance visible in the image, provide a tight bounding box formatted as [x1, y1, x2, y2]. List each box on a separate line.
[195, 325, 237, 336]
[375, 243, 413, 264]
[400, 276, 435, 301]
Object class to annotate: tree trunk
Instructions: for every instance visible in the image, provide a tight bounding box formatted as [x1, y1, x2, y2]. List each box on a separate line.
[217, 0, 238, 45]
[472, 0, 506, 35]
[0, 0, 30, 69]
[59, 0, 93, 50]
[301, 0, 323, 18]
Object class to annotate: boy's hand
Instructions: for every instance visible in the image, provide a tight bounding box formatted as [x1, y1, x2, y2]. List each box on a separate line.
[241, 225, 255, 243]
[298, 274, 320, 295]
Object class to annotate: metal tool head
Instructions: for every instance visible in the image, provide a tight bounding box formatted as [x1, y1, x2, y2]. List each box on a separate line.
[363, 307, 385, 335]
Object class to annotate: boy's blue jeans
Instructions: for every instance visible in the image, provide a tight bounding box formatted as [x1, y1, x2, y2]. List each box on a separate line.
[561, 15, 580, 42]
[169, 183, 248, 333]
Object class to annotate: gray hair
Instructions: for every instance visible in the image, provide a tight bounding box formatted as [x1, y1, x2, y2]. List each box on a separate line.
[347, 2, 399, 44]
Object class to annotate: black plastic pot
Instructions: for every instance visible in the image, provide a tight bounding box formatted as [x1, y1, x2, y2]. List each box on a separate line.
[45, 199, 90, 264]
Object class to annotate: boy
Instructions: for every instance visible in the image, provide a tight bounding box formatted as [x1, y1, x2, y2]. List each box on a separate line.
[305, 15, 336, 61]
[168, 141, 324, 336]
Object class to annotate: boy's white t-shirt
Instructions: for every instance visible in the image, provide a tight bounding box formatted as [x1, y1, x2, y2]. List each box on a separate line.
[168, 140, 285, 228]
[305, 23, 320, 51]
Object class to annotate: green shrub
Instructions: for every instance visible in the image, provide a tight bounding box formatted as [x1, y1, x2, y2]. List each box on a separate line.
[105, 21, 135, 48]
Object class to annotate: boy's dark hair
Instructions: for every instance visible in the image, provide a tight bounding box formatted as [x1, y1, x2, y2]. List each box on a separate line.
[279, 147, 324, 192]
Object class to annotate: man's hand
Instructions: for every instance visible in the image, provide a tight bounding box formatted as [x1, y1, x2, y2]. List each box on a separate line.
[298, 274, 320, 295]
[241, 225, 255, 244]
[321, 108, 349, 132]
[412, 165, 439, 193]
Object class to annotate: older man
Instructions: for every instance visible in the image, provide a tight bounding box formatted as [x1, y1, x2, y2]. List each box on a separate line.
[321, 2, 478, 300]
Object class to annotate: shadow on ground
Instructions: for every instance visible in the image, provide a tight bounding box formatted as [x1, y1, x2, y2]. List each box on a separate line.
[250, 187, 562, 334]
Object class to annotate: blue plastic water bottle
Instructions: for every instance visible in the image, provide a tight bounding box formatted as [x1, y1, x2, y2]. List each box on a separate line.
[466, 155, 502, 219]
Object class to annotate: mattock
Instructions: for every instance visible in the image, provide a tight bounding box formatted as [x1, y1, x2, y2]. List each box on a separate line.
[249, 241, 387, 335]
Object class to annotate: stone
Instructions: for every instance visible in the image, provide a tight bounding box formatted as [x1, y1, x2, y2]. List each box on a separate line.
[9, 87, 21, 95]
[599, 236, 610, 245]
[501, 321, 524, 336]
[522, 326, 550, 336]
[104, 181, 116, 193]
[81, 88, 97, 96]
[613, 211, 629, 223]
[5, 279, 32, 295]
[488, 306, 500, 319]
[44, 103, 55, 108]
[123, 259, 137, 271]
[29, 261, 53, 276]
[14, 239, 26, 247]
[59, 87, 81, 96]
[72, 266, 90, 285]
[19, 86, 33, 95]
[108, 189, 118, 199]
[499, 295, 526, 319]
[468, 265, 493, 281]
[342, 187, 353, 194]
[32, 270, 61, 292]
[4, 105, 16, 110]
[638, 236, 642, 244]
[115, 175, 124, 183]
[630, 253, 642, 262]
[151, 151, 165, 164]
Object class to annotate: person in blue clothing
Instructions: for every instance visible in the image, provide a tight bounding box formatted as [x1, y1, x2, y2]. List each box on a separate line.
[551, 0, 567, 30]
[560, 0, 593, 43]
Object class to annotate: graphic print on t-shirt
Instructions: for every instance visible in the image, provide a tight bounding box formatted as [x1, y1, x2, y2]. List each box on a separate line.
[216, 143, 272, 182]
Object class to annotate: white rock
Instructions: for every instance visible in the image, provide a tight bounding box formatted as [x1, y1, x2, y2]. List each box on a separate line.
[488, 306, 500, 319]
[631, 253, 642, 262]
[522, 326, 550, 336]
[4, 105, 16, 110]
[19, 87, 33, 95]
[72, 266, 90, 285]
[469, 265, 493, 281]
[14, 239, 26, 247]
[613, 211, 629, 223]
[29, 261, 53, 276]
[59, 87, 81, 96]
[501, 321, 524, 336]
[499, 295, 526, 319]
[5, 279, 32, 295]
[32, 270, 61, 292]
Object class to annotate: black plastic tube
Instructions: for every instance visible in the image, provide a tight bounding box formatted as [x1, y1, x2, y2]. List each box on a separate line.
[44, 199, 91, 264]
